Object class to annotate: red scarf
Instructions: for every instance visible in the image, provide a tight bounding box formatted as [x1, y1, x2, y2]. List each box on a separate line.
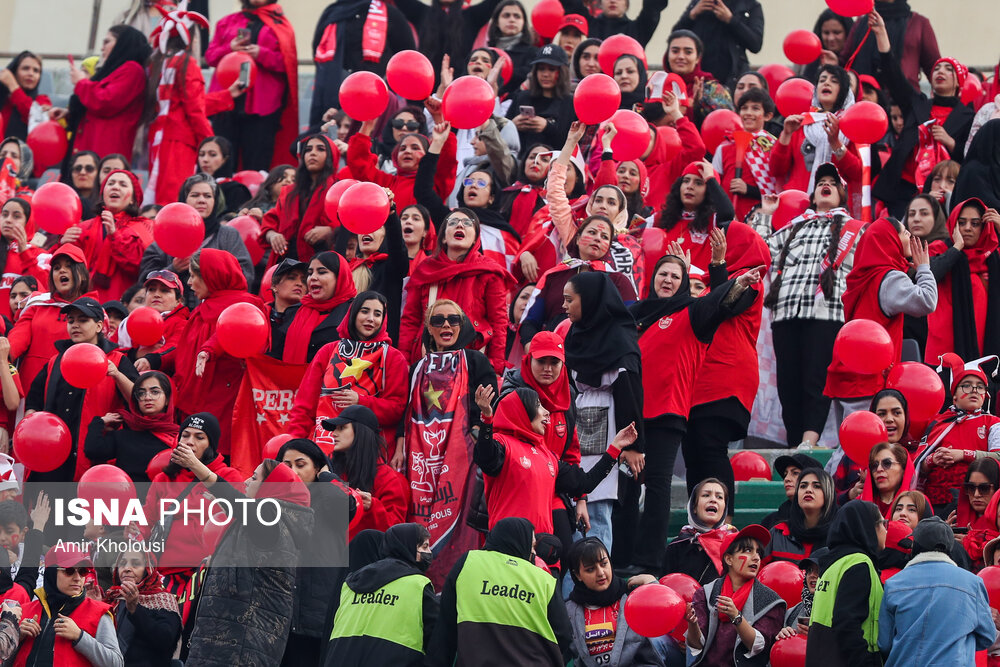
[696, 529, 730, 575]
[118, 376, 179, 449]
[947, 197, 998, 274]
[104, 549, 179, 616]
[407, 238, 512, 291]
[842, 218, 910, 319]
[283, 252, 356, 363]
[361, 0, 388, 62]
[493, 392, 545, 448]
[349, 252, 389, 271]
[718, 573, 753, 623]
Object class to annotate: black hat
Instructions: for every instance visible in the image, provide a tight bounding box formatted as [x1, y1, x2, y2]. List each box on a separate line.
[102, 300, 129, 319]
[180, 412, 221, 452]
[774, 453, 825, 478]
[799, 546, 829, 570]
[531, 44, 569, 67]
[911, 516, 953, 556]
[814, 162, 846, 188]
[273, 258, 307, 282]
[64, 296, 104, 321]
[322, 404, 380, 434]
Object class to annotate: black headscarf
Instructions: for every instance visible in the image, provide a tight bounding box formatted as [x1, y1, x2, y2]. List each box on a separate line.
[26, 565, 89, 666]
[572, 38, 602, 81]
[788, 468, 838, 545]
[563, 271, 640, 387]
[566, 537, 629, 608]
[952, 119, 1000, 211]
[344, 291, 389, 340]
[614, 54, 648, 111]
[346, 523, 427, 593]
[349, 530, 385, 573]
[631, 255, 693, 330]
[483, 517, 534, 560]
[819, 500, 882, 574]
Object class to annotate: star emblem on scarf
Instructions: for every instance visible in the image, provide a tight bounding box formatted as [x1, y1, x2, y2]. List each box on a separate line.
[339, 357, 372, 382]
[423, 381, 444, 410]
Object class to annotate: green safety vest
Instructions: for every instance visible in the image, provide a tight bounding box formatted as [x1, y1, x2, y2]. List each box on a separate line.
[810, 552, 883, 653]
[456, 550, 557, 643]
[329, 573, 429, 652]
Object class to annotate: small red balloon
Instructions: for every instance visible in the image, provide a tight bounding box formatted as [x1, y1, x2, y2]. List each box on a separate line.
[146, 448, 173, 480]
[531, 0, 564, 39]
[962, 74, 984, 106]
[154, 203, 205, 258]
[731, 450, 772, 482]
[623, 584, 686, 637]
[13, 412, 71, 473]
[26, 121, 68, 176]
[216, 51, 257, 89]
[783, 30, 823, 65]
[339, 71, 389, 122]
[598, 35, 646, 76]
[833, 319, 893, 375]
[758, 63, 796, 94]
[770, 634, 808, 667]
[228, 215, 264, 265]
[758, 561, 805, 610]
[386, 50, 436, 101]
[980, 566, 1000, 610]
[574, 74, 621, 125]
[323, 179, 359, 224]
[839, 101, 889, 145]
[232, 170, 265, 197]
[607, 109, 650, 161]
[775, 79, 815, 117]
[31, 182, 82, 234]
[839, 410, 888, 466]
[61, 343, 109, 389]
[126, 306, 166, 347]
[701, 109, 742, 155]
[658, 573, 700, 602]
[826, 0, 874, 17]
[773, 190, 810, 230]
[263, 434, 295, 460]
[216, 302, 268, 359]
[885, 362, 945, 423]
[78, 464, 136, 519]
[338, 182, 390, 235]
[442, 76, 495, 130]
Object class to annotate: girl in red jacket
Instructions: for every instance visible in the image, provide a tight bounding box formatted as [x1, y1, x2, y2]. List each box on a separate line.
[0, 197, 46, 321]
[130, 270, 190, 373]
[399, 209, 514, 373]
[0, 51, 51, 141]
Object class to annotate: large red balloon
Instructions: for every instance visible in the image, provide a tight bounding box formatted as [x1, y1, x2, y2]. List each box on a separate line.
[833, 319, 893, 375]
[27, 121, 68, 176]
[770, 634, 808, 667]
[31, 182, 82, 234]
[758, 561, 805, 610]
[659, 126, 683, 164]
[658, 573, 700, 602]
[826, 0, 874, 17]
[324, 178, 359, 224]
[962, 74, 984, 106]
[839, 101, 889, 145]
[154, 203, 205, 258]
[215, 51, 257, 89]
[598, 35, 646, 76]
[217, 302, 268, 359]
[442, 76, 495, 130]
[146, 448, 173, 480]
[386, 50, 435, 101]
[126, 306, 165, 347]
[775, 79, 815, 117]
[701, 109, 742, 155]
[758, 64, 796, 95]
[731, 451, 772, 481]
[773, 190, 810, 230]
[232, 170, 265, 197]
[607, 110, 650, 161]
[573, 74, 621, 125]
[339, 182, 390, 235]
[13, 412, 72, 472]
[839, 410, 888, 465]
[263, 434, 295, 460]
[783, 30, 823, 65]
[531, 0, 564, 39]
[980, 566, 1000, 610]
[227, 215, 264, 265]
[77, 464, 137, 520]
[623, 584, 685, 637]
[61, 343, 109, 389]
[339, 71, 389, 122]
[885, 362, 945, 423]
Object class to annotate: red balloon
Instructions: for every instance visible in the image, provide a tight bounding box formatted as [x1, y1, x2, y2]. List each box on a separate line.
[839, 101, 889, 145]
[339, 182, 391, 235]
[731, 451, 772, 482]
[227, 215, 264, 265]
[773, 190, 810, 230]
[531, 0, 564, 39]
[598, 35, 646, 76]
[232, 170, 265, 197]
[758, 64, 796, 95]
[31, 182, 81, 234]
[13, 412, 71, 473]
[26, 121, 68, 176]
[442, 76, 495, 130]
[839, 410, 888, 465]
[658, 573, 700, 602]
[962, 74, 984, 106]
[146, 448, 173, 480]
[826, 0, 874, 17]
[323, 178, 359, 224]
[608, 109, 650, 161]
[833, 319, 893, 375]
[885, 362, 945, 423]
[701, 109, 742, 155]
[216, 51, 257, 89]
[61, 343, 109, 389]
[623, 584, 686, 637]
[491, 48, 514, 88]
[659, 126, 683, 164]
[573, 74, 621, 125]
[770, 634, 808, 667]
[217, 302, 268, 359]
[980, 567, 1000, 610]
[154, 203, 205, 258]
[783, 30, 823, 65]
[758, 561, 805, 610]
[263, 434, 295, 460]
[386, 50, 436, 101]
[77, 464, 136, 519]
[775, 78, 815, 117]
[339, 71, 389, 122]
[259, 264, 277, 303]
[126, 306, 165, 347]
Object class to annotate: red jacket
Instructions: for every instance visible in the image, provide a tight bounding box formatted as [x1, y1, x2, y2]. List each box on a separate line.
[346, 132, 458, 211]
[14, 594, 111, 667]
[151, 52, 214, 147]
[644, 118, 706, 212]
[769, 129, 863, 204]
[72, 61, 146, 158]
[0, 88, 51, 137]
[259, 176, 337, 268]
[73, 212, 154, 302]
[348, 464, 409, 538]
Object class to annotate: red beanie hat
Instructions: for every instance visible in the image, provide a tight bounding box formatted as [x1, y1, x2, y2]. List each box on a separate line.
[937, 352, 998, 395]
[933, 57, 968, 89]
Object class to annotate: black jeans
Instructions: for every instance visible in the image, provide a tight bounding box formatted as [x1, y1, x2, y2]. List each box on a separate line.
[631, 418, 686, 571]
[771, 318, 842, 447]
[211, 108, 282, 171]
[682, 415, 740, 508]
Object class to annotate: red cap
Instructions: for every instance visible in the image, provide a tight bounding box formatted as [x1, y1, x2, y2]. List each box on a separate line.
[528, 331, 565, 362]
[719, 524, 770, 558]
[45, 543, 94, 569]
[143, 269, 184, 293]
[858, 74, 881, 91]
[51, 243, 88, 268]
[557, 14, 588, 36]
[681, 161, 716, 180]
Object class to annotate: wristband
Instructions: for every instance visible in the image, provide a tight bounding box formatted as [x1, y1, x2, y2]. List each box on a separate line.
[480, 414, 493, 425]
[606, 442, 622, 459]
[964, 450, 976, 462]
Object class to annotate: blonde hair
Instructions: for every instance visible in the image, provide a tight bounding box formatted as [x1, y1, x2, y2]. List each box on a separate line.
[352, 264, 372, 293]
[424, 299, 465, 327]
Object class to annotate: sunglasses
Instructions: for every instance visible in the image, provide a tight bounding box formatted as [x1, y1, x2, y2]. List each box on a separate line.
[146, 270, 180, 287]
[964, 482, 995, 496]
[72, 164, 96, 173]
[391, 119, 421, 131]
[429, 314, 462, 328]
[60, 567, 94, 577]
[870, 458, 896, 471]
[463, 177, 489, 189]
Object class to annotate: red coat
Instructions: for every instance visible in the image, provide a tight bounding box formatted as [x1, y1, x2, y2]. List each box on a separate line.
[644, 118, 706, 212]
[72, 61, 146, 158]
[0, 88, 51, 137]
[73, 212, 154, 302]
[14, 594, 111, 667]
[348, 464, 409, 538]
[346, 132, 458, 211]
[259, 176, 337, 268]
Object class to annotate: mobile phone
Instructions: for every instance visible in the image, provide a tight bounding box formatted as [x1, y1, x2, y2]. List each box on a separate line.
[618, 461, 634, 478]
[519, 105, 536, 118]
[237, 61, 251, 89]
[237, 28, 251, 42]
[952, 526, 969, 535]
[796, 615, 809, 627]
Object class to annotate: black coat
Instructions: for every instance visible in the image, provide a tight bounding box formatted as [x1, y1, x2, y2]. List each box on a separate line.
[84, 419, 169, 485]
[505, 92, 577, 160]
[112, 601, 182, 667]
[662, 536, 722, 585]
[672, 0, 765, 86]
[268, 300, 352, 363]
[393, 0, 503, 79]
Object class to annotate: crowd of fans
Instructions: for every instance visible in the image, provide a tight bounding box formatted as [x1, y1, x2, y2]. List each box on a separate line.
[0, 0, 998, 664]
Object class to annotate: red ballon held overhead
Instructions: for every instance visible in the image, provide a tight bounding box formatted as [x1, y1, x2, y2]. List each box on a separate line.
[13, 412, 72, 473]
[31, 181, 82, 234]
[731, 450, 772, 481]
[573, 74, 621, 125]
[386, 50, 435, 100]
[126, 306, 166, 347]
[623, 584, 686, 637]
[598, 35, 646, 76]
[216, 302, 268, 359]
[775, 78, 815, 117]
[885, 362, 945, 423]
[531, 0, 564, 39]
[826, 0, 874, 17]
[783, 30, 823, 65]
[442, 76, 495, 130]
[216, 51, 257, 89]
[607, 109, 650, 161]
[839, 101, 889, 145]
[839, 410, 888, 466]
[338, 182, 391, 235]
[758, 64, 796, 95]
[154, 203, 205, 258]
[339, 71, 389, 121]
[27, 121, 68, 176]
[833, 319, 893, 375]
[61, 343, 109, 389]
[701, 109, 742, 155]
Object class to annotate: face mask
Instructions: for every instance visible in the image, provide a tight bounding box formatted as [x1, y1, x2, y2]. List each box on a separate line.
[417, 551, 433, 572]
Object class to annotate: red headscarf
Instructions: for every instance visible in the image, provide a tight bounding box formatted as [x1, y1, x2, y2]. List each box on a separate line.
[860, 445, 916, 519]
[947, 198, 998, 274]
[493, 391, 545, 449]
[283, 251, 356, 363]
[407, 235, 511, 291]
[118, 372, 179, 449]
[723, 220, 771, 277]
[842, 218, 910, 318]
[105, 548, 179, 615]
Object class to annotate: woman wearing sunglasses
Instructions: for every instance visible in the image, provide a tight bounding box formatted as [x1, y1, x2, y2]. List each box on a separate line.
[855, 443, 914, 520]
[64, 151, 100, 219]
[955, 458, 1000, 569]
[374, 108, 427, 174]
